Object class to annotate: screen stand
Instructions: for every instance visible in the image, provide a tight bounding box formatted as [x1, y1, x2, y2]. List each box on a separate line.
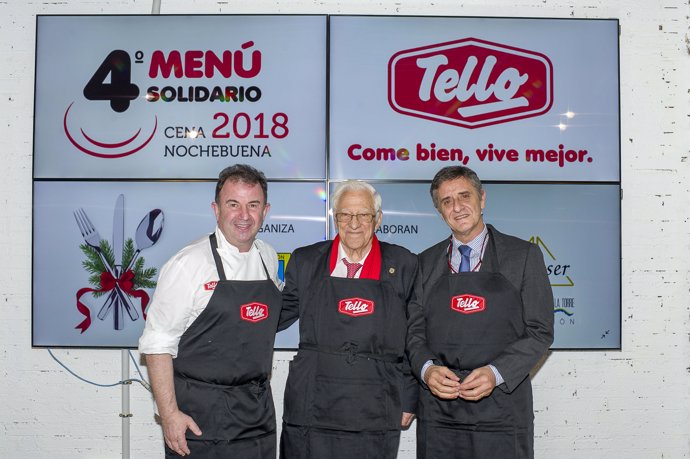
[120, 350, 132, 459]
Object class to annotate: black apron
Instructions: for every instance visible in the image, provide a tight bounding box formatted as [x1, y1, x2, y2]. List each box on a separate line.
[417, 238, 534, 459]
[168, 234, 281, 458]
[280, 260, 408, 459]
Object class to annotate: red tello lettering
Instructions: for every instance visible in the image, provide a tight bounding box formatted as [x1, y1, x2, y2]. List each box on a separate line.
[240, 302, 269, 322]
[389, 38, 553, 128]
[450, 294, 486, 314]
[338, 297, 375, 317]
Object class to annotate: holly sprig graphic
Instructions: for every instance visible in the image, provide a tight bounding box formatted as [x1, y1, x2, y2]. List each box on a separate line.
[79, 239, 157, 297]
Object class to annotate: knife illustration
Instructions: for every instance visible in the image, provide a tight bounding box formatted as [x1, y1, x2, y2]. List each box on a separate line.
[112, 194, 126, 330]
[113, 194, 124, 278]
[95, 194, 140, 327]
[114, 199, 139, 323]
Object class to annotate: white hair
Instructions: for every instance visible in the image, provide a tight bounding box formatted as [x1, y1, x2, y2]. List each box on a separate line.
[331, 180, 382, 214]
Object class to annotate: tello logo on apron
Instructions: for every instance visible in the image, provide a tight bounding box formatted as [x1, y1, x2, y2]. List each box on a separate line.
[338, 298, 375, 317]
[451, 294, 486, 314]
[203, 281, 218, 291]
[388, 38, 553, 128]
[240, 302, 269, 322]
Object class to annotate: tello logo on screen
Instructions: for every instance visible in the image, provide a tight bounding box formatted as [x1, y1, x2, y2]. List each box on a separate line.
[451, 294, 486, 314]
[240, 302, 269, 323]
[388, 38, 553, 129]
[338, 298, 375, 317]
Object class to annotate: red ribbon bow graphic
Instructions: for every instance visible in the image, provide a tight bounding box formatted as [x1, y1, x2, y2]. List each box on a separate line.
[75, 270, 149, 333]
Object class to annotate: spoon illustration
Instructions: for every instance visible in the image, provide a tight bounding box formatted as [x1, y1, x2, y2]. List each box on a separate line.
[97, 209, 164, 323]
[124, 208, 164, 272]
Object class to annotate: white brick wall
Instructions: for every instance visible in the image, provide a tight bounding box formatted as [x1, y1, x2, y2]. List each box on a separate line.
[1, 1, 688, 458]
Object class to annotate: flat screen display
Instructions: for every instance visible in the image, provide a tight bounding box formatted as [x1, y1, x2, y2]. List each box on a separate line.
[330, 16, 619, 182]
[33, 15, 620, 350]
[336, 182, 620, 349]
[33, 180, 325, 348]
[34, 15, 327, 179]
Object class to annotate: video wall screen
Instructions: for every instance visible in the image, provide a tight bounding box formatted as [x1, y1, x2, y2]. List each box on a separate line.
[33, 180, 326, 348]
[34, 15, 327, 179]
[33, 15, 620, 349]
[329, 16, 619, 182]
[348, 182, 620, 349]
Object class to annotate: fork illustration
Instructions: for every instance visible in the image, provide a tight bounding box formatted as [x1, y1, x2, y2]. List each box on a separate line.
[73, 208, 115, 276]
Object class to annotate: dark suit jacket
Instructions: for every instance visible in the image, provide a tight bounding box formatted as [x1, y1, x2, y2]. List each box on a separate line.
[407, 224, 554, 393]
[279, 239, 422, 412]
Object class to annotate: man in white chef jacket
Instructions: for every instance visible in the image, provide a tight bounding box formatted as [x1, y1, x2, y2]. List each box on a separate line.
[139, 164, 283, 458]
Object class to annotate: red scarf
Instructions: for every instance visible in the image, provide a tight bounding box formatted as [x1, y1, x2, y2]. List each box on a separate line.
[328, 234, 381, 280]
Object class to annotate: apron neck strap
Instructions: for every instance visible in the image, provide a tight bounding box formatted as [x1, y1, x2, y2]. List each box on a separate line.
[445, 230, 500, 274]
[481, 230, 500, 272]
[209, 233, 270, 282]
[209, 233, 227, 281]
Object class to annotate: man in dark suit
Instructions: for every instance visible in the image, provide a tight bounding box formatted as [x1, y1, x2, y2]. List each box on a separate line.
[407, 166, 554, 459]
[278, 180, 420, 459]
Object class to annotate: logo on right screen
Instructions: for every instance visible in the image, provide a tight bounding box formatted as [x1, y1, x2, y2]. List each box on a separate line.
[388, 38, 553, 129]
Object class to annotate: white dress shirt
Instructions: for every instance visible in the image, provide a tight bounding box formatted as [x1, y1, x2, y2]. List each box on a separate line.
[138, 226, 281, 358]
[330, 242, 371, 278]
[450, 224, 489, 273]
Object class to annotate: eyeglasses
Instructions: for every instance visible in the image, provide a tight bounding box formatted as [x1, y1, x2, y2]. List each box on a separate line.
[335, 213, 376, 224]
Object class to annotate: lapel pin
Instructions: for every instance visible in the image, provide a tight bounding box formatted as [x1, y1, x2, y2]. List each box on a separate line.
[388, 267, 395, 275]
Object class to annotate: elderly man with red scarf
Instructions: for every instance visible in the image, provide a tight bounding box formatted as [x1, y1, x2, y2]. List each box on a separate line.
[278, 180, 421, 459]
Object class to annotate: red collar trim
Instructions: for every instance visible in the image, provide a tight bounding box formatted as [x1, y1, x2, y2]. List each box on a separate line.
[329, 235, 381, 280]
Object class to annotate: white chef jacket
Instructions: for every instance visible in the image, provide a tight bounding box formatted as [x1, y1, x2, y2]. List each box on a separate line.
[138, 227, 282, 358]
